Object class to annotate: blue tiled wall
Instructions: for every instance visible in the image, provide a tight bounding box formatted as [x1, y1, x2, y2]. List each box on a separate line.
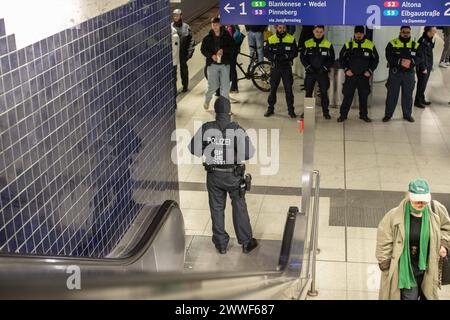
[0, 0, 179, 257]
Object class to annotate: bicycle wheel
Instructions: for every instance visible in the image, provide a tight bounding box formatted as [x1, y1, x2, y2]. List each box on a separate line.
[251, 61, 271, 92]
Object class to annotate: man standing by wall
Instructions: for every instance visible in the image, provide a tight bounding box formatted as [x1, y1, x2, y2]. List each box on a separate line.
[300, 25, 335, 119]
[383, 26, 422, 123]
[172, 9, 195, 93]
[337, 26, 379, 123]
[201, 17, 234, 110]
[263, 24, 299, 118]
[415, 26, 437, 108]
[245, 25, 266, 63]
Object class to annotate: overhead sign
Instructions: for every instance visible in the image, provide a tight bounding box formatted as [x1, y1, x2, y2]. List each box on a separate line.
[220, 0, 450, 26]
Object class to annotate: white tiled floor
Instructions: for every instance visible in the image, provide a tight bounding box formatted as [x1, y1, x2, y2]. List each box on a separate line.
[176, 32, 450, 300]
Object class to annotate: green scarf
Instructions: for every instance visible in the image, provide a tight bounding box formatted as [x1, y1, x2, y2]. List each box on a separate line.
[398, 201, 430, 289]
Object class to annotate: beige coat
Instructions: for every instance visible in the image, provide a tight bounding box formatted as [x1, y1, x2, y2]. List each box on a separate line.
[376, 199, 450, 300]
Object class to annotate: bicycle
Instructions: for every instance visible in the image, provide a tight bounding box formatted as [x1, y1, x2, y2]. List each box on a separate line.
[204, 46, 272, 92]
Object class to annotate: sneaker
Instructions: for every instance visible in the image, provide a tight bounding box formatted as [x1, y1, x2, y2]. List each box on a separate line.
[242, 238, 258, 254]
[446, 62, 450, 67]
[423, 100, 431, 106]
[230, 89, 239, 94]
[337, 116, 346, 122]
[382, 116, 391, 122]
[182, 87, 188, 93]
[439, 62, 448, 68]
[288, 112, 297, 118]
[203, 101, 210, 110]
[264, 109, 274, 117]
[323, 113, 331, 120]
[359, 115, 372, 123]
[403, 116, 415, 123]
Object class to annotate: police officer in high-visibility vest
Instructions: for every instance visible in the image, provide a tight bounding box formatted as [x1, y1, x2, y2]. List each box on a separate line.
[383, 26, 423, 123]
[337, 26, 379, 123]
[264, 24, 299, 118]
[300, 25, 335, 119]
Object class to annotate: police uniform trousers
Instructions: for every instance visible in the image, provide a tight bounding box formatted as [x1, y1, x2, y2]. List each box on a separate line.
[340, 74, 371, 118]
[305, 73, 330, 114]
[206, 171, 253, 248]
[385, 69, 415, 118]
[268, 66, 294, 113]
[415, 67, 432, 105]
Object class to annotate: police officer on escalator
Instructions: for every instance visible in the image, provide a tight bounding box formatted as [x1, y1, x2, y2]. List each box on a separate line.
[189, 97, 258, 255]
[383, 26, 423, 123]
[337, 26, 379, 123]
[264, 24, 299, 118]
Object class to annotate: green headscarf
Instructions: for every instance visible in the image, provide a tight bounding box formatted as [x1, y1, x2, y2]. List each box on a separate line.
[398, 201, 430, 289]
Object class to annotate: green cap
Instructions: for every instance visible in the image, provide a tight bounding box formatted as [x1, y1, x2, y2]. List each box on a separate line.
[408, 179, 431, 202]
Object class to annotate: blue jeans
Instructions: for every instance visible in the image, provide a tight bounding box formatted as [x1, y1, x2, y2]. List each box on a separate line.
[247, 31, 264, 63]
[205, 64, 230, 104]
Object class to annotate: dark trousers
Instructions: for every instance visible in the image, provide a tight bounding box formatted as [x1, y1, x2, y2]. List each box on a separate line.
[305, 73, 330, 114]
[340, 75, 371, 118]
[206, 171, 253, 248]
[400, 274, 427, 300]
[268, 67, 294, 113]
[173, 65, 177, 97]
[385, 69, 416, 118]
[230, 47, 241, 91]
[415, 68, 431, 104]
[179, 56, 189, 90]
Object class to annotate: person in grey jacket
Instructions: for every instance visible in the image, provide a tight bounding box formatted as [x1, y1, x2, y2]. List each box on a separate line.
[172, 9, 196, 92]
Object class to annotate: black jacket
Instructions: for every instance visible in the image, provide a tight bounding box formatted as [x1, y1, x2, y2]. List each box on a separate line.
[245, 25, 266, 33]
[300, 37, 335, 74]
[339, 37, 379, 75]
[189, 117, 255, 165]
[417, 33, 434, 71]
[385, 36, 423, 72]
[264, 33, 298, 69]
[201, 28, 235, 66]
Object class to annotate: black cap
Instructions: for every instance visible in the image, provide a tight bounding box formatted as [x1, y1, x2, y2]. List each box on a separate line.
[214, 96, 231, 114]
[354, 26, 365, 34]
[400, 26, 411, 30]
[313, 25, 324, 30]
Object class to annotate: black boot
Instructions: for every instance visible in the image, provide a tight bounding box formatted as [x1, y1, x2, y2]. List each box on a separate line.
[242, 238, 258, 254]
[359, 115, 372, 123]
[403, 116, 415, 123]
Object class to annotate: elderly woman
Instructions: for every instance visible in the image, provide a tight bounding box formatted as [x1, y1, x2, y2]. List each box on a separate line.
[376, 179, 450, 300]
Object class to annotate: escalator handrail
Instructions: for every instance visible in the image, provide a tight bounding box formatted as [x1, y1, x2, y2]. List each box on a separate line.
[0, 200, 178, 266]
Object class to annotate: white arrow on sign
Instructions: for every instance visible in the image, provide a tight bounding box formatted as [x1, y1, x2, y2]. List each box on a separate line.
[224, 3, 236, 13]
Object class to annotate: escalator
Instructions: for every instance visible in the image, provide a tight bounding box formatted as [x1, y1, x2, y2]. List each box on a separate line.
[0, 99, 321, 300]
[0, 196, 318, 299]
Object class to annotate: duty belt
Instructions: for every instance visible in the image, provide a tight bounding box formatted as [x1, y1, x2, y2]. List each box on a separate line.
[210, 167, 235, 173]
